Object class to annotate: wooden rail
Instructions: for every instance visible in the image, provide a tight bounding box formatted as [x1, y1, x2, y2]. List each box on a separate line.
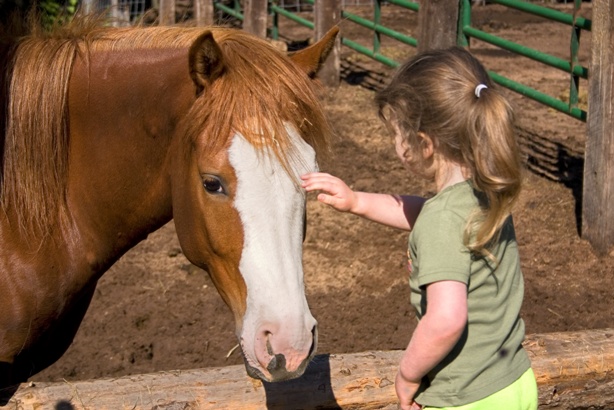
[3, 328, 614, 409]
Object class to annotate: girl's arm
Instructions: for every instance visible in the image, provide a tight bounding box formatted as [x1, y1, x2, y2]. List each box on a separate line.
[395, 280, 468, 409]
[301, 172, 425, 231]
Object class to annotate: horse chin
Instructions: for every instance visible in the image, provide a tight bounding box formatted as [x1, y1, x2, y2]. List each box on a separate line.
[243, 358, 309, 383]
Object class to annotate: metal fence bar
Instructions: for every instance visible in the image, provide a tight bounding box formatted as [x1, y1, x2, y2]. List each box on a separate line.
[374, 0, 382, 55]
[386, 0, 418, 11]
[270, 2, 315, 29]
[340, 10, 418, 48]
[568, 0, 582, 111]
[489, 0, 591, 30]
[489, 71, 587, 121]
[462, 26, 588, 79]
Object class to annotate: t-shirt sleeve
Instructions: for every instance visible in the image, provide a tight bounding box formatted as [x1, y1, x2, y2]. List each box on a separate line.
[412, 209, 472, 288]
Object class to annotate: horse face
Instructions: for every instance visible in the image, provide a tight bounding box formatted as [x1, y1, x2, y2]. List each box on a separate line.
[172, 124, 318, 382]
[171, 27, 338, 382]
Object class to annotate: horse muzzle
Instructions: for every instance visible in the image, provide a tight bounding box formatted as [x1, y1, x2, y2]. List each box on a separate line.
[241, 322, 318, 382]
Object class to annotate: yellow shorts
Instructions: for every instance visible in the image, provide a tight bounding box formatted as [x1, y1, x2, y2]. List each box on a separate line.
[422, 368, 538, 410]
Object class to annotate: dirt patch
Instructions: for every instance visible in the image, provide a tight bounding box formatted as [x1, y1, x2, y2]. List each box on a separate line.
[35, 3, 614, 383]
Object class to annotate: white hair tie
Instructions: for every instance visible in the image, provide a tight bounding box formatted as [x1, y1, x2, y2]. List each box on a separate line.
[475, 84, 488, 98]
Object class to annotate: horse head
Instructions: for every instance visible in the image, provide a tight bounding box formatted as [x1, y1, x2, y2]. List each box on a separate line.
[170, 27, 338, 382]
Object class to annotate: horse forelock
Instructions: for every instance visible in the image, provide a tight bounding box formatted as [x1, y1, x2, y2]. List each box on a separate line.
[181, 30, 332, 180]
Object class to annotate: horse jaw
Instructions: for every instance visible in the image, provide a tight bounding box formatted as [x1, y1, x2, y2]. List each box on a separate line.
[228, 125, 318, 382]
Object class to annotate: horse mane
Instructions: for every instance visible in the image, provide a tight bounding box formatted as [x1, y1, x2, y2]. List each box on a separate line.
[1, 17, 332, 240]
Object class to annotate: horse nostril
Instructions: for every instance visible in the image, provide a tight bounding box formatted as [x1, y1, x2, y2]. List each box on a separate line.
[267, 353, 287, 373]
[265, 335, 274, 356]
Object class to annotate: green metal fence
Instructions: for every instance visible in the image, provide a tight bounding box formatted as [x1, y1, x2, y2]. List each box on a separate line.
[212, 0, 591, 122]
[269, 0, 419, 67]
[341, 0, 418, 67]
[458, 0, 590, 121]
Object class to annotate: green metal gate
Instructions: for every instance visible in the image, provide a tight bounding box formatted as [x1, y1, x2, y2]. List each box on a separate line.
[212, 0, 591, 122]
[458, 0, 590, 121]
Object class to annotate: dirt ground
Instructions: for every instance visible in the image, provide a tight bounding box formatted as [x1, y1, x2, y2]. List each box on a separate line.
[35, 3, 614, 384]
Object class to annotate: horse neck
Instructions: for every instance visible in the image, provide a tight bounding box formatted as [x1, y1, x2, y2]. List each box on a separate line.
[66, 46, 195, 271]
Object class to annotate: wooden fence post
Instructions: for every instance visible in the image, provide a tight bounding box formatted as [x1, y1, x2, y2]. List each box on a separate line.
[158, 0, 176, 25]
[314, 0, 341, 87]
[194, 0, 214, 26]
[244, 0, 268, 38]
[417, 0, 460, 52]
[583, 0, 614, 255]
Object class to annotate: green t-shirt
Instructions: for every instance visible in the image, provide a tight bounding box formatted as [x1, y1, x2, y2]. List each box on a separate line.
[408, 181, 531, 407]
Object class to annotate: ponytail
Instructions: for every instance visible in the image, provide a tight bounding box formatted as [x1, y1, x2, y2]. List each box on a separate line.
[463, 85, 522, 257]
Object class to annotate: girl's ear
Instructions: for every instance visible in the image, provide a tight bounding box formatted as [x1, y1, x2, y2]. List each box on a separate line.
[417, 132, 435, 159]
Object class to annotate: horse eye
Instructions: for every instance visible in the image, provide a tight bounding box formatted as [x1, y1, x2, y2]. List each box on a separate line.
[202, 176, 225, 194]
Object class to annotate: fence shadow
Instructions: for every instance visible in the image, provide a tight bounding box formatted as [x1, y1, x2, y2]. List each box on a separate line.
[340, 58, 391, 91]
[263, 354, 340, 409]
[517, 127, 585, 233]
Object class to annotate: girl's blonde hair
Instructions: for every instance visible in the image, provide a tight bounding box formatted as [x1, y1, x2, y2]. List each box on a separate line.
[376, 47, 522, 257]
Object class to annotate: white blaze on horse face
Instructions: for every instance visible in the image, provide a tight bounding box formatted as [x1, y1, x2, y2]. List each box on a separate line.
[228, 125, 317, 381]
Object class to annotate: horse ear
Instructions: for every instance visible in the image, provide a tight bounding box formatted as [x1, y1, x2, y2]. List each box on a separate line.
[289, 26, 339, 78]
[189, 31, 225, 93]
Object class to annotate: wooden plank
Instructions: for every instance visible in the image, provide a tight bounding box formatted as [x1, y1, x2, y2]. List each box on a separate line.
[417, 0, 459, 52]
[582, 0, 614, 255]
[243, 0, 268, 38]
[314, 0, 341, 87]
[4, 329, 614, 409]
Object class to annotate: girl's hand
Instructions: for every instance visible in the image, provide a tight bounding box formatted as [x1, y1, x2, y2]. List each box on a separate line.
[395, 371, 422, 410]
[300, 172, 357, 213]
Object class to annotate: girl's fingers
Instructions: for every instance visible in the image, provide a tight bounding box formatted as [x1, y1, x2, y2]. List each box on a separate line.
[302, 178, 344, 196]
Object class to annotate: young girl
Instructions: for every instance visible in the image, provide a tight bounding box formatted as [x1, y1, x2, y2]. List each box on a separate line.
[301, 47, 538, 410]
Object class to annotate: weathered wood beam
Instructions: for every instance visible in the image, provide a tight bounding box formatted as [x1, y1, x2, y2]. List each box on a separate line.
[243, 0, 268, 38]
[194, 0, 214, 27]
[158, 0, 175, 25]
[315, 0, 341, 88]
[417, 0, 460, 52]
[583, 0, 614, 255]
[4, 329, 614, 409]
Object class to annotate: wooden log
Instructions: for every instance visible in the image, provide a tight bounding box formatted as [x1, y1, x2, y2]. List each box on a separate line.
[314, 0, 341, 88]
[582, 0, 614, 255]
[4, 329, 614, 409]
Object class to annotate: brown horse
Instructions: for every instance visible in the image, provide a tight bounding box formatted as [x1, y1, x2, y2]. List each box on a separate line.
[0, 18, 338, 389]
